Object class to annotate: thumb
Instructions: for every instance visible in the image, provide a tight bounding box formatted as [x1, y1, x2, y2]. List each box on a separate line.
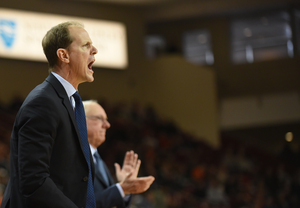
[114, 163, 121, 173]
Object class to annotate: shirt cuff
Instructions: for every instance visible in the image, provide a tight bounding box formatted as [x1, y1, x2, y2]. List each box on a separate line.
[116, 183, 125, 198]
[116, 183, 131, 201]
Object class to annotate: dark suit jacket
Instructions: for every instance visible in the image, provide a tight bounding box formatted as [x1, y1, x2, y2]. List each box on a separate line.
[1, 74, 94, 208]
[94, 153, 131, 208]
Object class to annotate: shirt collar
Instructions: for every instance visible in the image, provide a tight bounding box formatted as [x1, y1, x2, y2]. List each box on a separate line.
[51, 72, 77, 98]
[89, 145, 97, 156]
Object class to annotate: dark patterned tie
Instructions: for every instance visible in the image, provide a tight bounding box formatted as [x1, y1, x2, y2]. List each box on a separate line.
[73, 92, 96, 208]
[93, 151, 109, 186]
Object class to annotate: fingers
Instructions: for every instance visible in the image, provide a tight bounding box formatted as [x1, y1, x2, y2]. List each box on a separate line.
[132, 153, 138, 168]
[135, 177, 154, 193]
[121, 176, 155, 195]
[123, 150, 139, 168]
[138, 176, 155, 187]
[132, 159, 141, 177]
[114, 163, 121, 173]
[115, 163, 123, 182]
[123, 150, 134, 166]
[123, 151, 131, 165]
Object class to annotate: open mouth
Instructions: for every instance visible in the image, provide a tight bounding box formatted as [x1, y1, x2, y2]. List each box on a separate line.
[88, 60, 95, 70]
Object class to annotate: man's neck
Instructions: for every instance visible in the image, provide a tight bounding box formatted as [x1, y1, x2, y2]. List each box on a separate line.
[52, 68, 78, 89]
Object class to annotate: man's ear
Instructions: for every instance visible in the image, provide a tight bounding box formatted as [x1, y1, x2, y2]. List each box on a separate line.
[57, 48, 70, 63]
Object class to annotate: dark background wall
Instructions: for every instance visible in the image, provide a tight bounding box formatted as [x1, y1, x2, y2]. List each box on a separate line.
[1, 0, 300, 150]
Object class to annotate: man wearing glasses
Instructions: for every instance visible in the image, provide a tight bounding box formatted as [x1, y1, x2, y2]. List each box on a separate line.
[83, 100, 155, 208]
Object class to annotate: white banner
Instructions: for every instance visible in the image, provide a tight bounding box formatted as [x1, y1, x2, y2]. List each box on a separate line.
[0, 8, 127, 69]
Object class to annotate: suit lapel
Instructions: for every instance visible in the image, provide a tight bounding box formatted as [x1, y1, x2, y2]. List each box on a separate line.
[95, 166, 108, 187]
[105, 164, 114, 185]
[46, 74, 79, 137]
[95, 160, 114, 187]
[45, 74, 95, 175]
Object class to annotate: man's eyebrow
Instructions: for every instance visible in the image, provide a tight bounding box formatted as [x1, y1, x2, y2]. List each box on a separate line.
[83, 41, 92, 45]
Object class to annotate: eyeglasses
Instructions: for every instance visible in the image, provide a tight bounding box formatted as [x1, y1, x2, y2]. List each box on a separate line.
[86, 116, 108, 123]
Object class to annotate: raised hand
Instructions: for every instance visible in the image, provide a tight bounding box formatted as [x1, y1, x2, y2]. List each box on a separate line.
[114, 150, 141, 182]
[114, 150, 155, 195]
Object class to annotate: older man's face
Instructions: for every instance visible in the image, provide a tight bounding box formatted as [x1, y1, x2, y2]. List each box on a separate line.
[86, 103, 110, 149]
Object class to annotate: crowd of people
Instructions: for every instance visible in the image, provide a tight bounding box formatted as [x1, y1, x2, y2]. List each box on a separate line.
[0, 97, 300, 207]
[98, 100, 300, 208]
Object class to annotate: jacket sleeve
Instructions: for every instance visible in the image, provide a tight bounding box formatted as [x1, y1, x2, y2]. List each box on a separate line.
[95, 184, 130, 208]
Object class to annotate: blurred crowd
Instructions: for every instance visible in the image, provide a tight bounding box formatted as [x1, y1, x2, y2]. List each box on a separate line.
[0, 97, 300, 208]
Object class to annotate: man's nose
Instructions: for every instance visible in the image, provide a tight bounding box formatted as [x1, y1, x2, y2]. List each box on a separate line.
[92, 45, 98, 55]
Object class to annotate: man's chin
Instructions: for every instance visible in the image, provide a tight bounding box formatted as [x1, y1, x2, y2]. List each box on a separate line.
[87, 76, 94, 82]
[98, 138, 106, 145]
